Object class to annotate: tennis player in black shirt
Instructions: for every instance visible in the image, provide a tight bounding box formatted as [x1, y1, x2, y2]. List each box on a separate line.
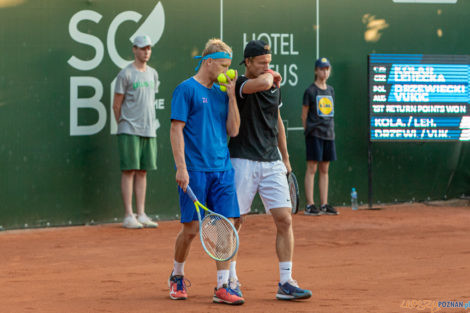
[228, 40, 312, 301]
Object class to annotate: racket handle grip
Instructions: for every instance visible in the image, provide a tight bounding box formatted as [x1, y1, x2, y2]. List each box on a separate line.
[186, 185, 197, 202]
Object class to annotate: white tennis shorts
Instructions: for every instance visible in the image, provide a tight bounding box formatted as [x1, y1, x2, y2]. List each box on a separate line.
[231, 158, 291, 215]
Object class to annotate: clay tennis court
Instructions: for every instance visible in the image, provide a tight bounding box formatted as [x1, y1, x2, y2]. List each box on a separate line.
[2, 201, 469, 313]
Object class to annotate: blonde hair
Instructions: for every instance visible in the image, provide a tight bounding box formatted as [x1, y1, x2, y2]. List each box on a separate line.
[202, 38, 232, 57]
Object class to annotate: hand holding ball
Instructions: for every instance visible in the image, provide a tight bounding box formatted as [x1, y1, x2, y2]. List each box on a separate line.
[217, 69, 236, 92]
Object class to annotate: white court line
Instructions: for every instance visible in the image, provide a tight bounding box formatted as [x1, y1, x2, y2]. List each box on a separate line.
[287, 127, 304, 131]
[220, 0, 223, 40]
[316, 0, 319, 59]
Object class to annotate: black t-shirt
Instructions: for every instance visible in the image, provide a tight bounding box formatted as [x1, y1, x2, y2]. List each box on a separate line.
[302, 83, 335, 140]
[228, 76, 282, 161]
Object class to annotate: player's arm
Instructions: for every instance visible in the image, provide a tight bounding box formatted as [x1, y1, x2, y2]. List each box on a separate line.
[301, 105, 309, 130]
[112, 93, 125, 123]
[170, 120, 189, 191]
[241, 69, 282, 94]
[277, 110, 292, 173]
[225, 71, 240, 137]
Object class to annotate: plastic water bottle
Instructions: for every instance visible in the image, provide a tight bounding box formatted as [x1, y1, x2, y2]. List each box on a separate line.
[351, 188, 358, 210]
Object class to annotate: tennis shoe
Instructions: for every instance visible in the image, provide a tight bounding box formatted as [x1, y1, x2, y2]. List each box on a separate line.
[122, 214, 143, 229]
[320, 204, 339, 215]
[304, 204, 322, 216]
[213, 284, 245, 305]
[137, 213, 159, 228]
[276, 279, 312, 300]
[228, 277, 243, 297]
[169, 274, 190, 300]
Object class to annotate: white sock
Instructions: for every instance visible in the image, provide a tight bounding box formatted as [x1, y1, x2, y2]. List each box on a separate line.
[217, 270, 230, 289]
[173, 260, 185, 276]
[229, 261, 238, 280]
[279, 261, 293, 284]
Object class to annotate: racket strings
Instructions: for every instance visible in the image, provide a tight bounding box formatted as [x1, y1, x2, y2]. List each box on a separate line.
[200, 214, 237, 260]
[289, 181, 298, 208]
[288, 173, 299, 213]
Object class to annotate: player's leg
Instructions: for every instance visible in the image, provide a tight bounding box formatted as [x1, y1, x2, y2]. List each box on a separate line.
[213, 224, 243, 305]
[136, 137, 158, 227]
[230, 214, 245, 286]
[259, 160, 312, 300]
[225, 214, 245, 298]
[168, 171, 206, 300]
[270, 207, 295, 293]
[258, 160, 294, 262]
[169, 221, 198, 300]
[174, 221, 199, 264]
[118, 134, 143, 228]
[206, 170, 244, 305]
[304, 135, 322, 215]
[319, 139, 338, 215]
[169, 171, 207, 300]
[270, 209, 311, 300]
[227, 158, 259, 297]
[270, 207, 294, 262]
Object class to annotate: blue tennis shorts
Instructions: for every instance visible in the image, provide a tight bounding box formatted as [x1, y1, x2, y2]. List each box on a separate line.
[178, 169, 240, 223]
[305, 135, 337, 161]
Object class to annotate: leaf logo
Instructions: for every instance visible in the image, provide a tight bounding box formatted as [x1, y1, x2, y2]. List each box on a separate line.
[130, 2, 165, 47]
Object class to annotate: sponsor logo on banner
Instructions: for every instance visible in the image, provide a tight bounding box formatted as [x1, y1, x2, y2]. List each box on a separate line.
[67, 2, 165, 136]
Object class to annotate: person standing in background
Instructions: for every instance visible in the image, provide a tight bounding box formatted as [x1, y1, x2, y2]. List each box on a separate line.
[113, 35, 160, 228]
[302, 57, 338, 216]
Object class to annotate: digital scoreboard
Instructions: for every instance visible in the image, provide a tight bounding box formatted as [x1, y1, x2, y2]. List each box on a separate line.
[368, 54, 470, 141]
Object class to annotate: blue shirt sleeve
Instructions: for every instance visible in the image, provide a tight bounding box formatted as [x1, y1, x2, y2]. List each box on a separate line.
[171, 83, 190, 123]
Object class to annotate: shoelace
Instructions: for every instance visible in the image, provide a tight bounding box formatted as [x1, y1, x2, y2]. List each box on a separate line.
[226, 287, 240, 296]
[175, 277, 191, 291]
[219, 285, 239, 296]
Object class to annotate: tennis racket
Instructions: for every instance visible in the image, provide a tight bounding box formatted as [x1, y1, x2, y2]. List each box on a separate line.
[185, 186, 239, 262]
[287, 172, 300, 214]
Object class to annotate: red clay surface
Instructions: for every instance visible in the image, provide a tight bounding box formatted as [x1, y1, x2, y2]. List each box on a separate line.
[1, 202, 470, 313]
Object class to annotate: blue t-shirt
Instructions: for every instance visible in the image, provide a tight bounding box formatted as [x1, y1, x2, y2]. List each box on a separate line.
[171, 77, 232, 171]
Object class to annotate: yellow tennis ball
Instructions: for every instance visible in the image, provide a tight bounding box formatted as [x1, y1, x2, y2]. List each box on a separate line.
[220, 85, 227, 92]
[217, 73, 227, 84]
[226, 69, 236, 80]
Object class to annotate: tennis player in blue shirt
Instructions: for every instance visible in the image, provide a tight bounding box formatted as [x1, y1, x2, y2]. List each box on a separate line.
[168, 38, 243, 305]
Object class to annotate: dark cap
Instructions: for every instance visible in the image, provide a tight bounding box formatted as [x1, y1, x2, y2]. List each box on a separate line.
[240, 40, 271, 65]
[315, 57, 331, 68]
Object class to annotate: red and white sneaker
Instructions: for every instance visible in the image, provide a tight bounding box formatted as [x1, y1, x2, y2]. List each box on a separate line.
[213, 284, 245, 305]
[168, 274, 189, 300]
